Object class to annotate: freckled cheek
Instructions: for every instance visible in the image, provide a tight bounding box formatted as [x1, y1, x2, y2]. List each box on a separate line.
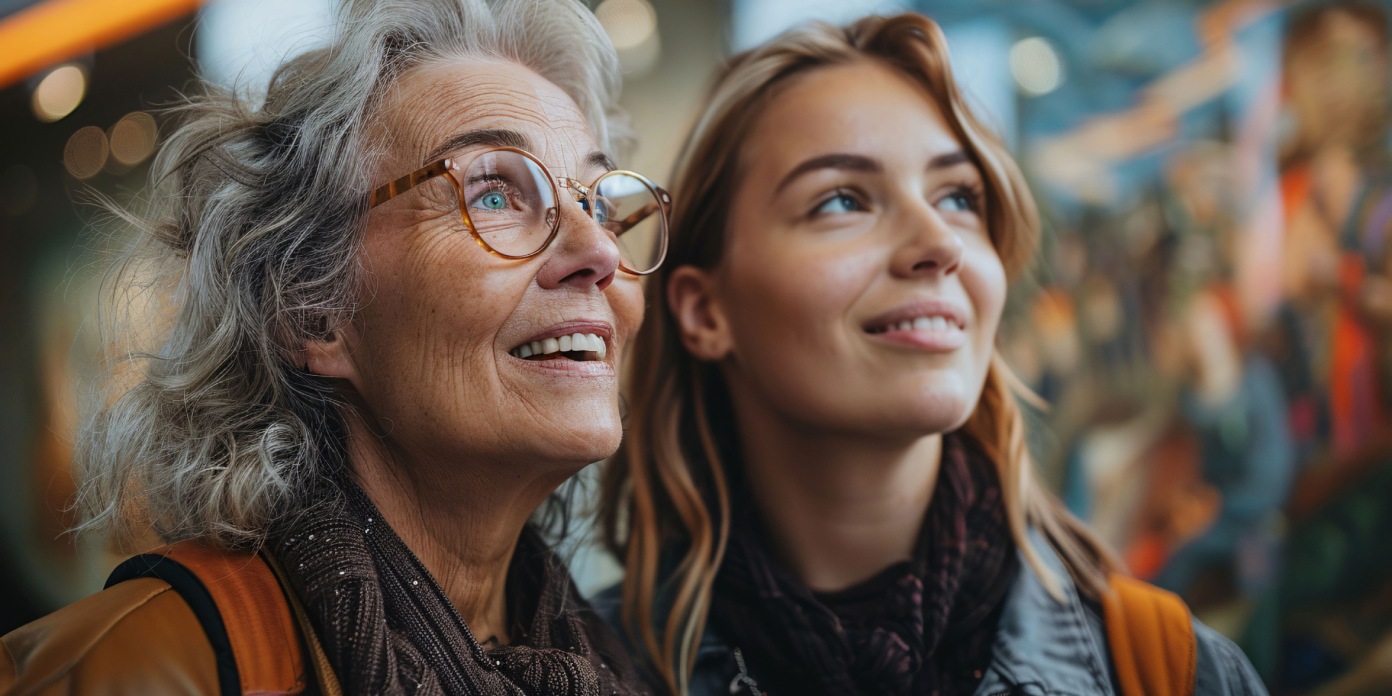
[359, 233, 526, 385]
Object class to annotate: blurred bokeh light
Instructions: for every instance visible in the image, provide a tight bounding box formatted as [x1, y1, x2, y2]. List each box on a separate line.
[30, 64, 85, 122]
[108, 111, 157, 166]
[597, 0, 657, 49]
[62, 125, 108, 179]
[597, 0, 661, 74]
[1010, 36, 1066, 96]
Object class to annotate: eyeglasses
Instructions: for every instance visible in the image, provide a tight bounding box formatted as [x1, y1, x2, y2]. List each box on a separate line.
[367, 146, 671, 275]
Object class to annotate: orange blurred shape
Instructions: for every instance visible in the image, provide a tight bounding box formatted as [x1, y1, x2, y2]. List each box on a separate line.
[0, 0, 202, 90]
[1125, 533, 1169, 583]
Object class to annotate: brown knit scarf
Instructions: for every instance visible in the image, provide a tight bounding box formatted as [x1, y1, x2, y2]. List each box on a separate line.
[708, 432, 1018, 696]
[268, 474, 648, 696]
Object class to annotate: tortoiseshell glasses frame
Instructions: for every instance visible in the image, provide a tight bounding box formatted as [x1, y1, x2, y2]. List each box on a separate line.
[366, 146, 672, 275]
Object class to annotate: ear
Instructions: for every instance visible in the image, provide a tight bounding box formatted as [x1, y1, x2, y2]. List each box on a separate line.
[667, 265, 732, 361]
[304, 319, 360, 382]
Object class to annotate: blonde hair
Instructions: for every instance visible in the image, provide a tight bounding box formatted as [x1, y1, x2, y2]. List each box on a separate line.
[597, 13, 1119, 695]
[77, 0, 625, 549]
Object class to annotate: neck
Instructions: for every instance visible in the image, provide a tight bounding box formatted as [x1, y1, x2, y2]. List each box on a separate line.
[733, 400, 944, 593]
[343, 413, 576, 644]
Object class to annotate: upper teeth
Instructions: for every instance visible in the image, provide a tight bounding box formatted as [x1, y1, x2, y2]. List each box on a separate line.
[889, 316, 953, 332]
[512, 332, 607, 359]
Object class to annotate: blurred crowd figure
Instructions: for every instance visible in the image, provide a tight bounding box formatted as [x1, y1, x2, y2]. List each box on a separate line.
[1008, 2, 1392, 694]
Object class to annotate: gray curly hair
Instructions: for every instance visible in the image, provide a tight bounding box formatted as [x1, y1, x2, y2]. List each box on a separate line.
[77, 0, 626, 548]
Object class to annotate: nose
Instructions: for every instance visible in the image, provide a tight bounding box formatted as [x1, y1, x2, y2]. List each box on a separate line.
[889, 201, 964, 278]
[534, 201, 621, 291]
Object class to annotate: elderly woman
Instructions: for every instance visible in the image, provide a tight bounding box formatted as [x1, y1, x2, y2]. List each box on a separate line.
[1, 0, 666, 693]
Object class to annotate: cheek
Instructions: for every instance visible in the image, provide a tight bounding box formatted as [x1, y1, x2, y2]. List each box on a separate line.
[606, 276, 645, 351]
[353, 228, 524, 409]
[722, 234, 876, 355]
[962, 241, 1007, 348]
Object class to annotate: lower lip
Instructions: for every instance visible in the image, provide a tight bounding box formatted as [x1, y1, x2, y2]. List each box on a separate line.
[865, 327, 968, 352]
[505, 352, 616, 376]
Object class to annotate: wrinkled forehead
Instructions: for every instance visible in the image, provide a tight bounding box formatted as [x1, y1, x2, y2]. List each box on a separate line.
[373, 57, 604, 181]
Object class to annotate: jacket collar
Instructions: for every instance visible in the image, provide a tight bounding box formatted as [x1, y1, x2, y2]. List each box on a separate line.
[970, 529, 1115, 696]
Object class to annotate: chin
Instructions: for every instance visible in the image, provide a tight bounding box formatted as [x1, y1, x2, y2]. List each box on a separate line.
[895, 398, 976, 435]
[533, 405, 624, 465]
[874, 377, 982, 436]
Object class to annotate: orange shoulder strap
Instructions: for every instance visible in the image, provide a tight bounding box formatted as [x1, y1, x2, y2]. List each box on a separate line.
[107, 542, 340, 695]
[1101, 573, 1197, 696]
[160, 543, 307, 695]
[261, 550, 344, 696]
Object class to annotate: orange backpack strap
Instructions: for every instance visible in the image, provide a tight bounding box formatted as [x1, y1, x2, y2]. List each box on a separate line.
[106, 542, 314, 695]
[1101, 573, 1198, 696]
[262, 551, 344, 696]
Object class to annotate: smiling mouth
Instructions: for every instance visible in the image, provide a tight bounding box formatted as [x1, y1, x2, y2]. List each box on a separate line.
[508, 332, 608, 362]
[864, 315, 963, 334]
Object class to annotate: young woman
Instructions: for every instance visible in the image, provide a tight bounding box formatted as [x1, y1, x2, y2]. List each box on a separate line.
[598, 13, 1267, 696]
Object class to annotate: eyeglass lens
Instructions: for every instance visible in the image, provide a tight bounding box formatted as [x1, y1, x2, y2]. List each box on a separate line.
[456, 150, 559, 257]
[592, 171, 668, 274]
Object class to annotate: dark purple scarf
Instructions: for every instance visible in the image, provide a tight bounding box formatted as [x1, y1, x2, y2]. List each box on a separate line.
[708, 432, 1018, 696]
[268, 475, 649, 696]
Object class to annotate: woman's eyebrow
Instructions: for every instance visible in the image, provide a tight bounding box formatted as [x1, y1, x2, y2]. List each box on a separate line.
[774, 153, 880, 195]
[771, 149, 972, 197]
[425, 128, 531, 163]
[587, 150, 616, 172]
[927, 150, 970, 171]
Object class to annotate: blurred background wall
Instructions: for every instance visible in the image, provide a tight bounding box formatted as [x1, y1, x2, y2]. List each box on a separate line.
[3, 0, 1391, 693]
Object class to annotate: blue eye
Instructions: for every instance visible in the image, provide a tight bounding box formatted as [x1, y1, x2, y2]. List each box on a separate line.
[586, 196, 613, 224]
[813, 192, 863, 215]
[937, 189, 978, 213]
[473, 190, 508, 211]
